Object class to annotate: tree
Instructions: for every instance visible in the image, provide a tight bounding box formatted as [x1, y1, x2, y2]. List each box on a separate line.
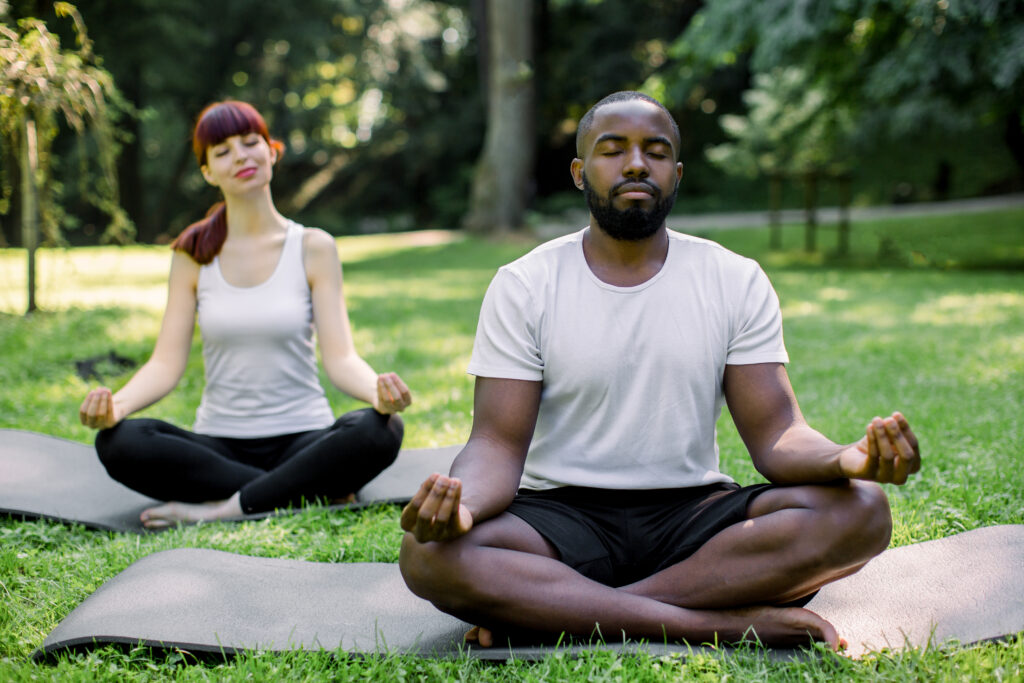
[462, 0, 534, 233]
[62, 0, 478, 240]
[0, 1, 131, 313]
[664, 0, 1024, 183]
[708, 67, 854, 251]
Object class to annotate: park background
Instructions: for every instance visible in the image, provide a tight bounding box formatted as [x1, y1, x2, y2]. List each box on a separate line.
[2, 0, 1024, 680]
[2, 0, 1023, 248]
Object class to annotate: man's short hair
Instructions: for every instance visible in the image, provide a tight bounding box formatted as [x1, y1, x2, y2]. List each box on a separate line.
[575, 91, 681, 159]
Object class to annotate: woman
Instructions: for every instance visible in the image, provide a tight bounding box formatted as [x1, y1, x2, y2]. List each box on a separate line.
[79, 101, 412, 529]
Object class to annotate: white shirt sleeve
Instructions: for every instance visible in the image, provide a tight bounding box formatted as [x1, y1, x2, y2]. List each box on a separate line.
[467, 268, 545, 381]
[726, 263, 789, 365]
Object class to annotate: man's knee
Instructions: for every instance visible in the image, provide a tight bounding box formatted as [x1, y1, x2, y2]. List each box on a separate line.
[841, 480, 892, 553]
[399, 534, 473, 609]
[398, 533, 433, 598]
[808, 481, 891, 569]
[399, 513, 558, 612]
[755, 480, 892, 568]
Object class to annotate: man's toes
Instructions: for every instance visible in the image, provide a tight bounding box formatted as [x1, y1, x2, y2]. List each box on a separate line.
[478, 627, 494, 647]
[464, 625, 495, 647]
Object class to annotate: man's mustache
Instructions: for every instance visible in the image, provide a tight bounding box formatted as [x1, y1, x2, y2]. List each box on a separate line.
[611, 179, 660, 197]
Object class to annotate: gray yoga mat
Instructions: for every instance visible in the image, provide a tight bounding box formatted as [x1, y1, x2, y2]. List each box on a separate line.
[0, 429, 460, 533]
[34, 525, 1024, 661]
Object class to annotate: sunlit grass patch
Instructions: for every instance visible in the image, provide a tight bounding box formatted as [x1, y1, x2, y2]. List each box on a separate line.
[706, 207, 1024, 270]
[0, 230, 468, 315]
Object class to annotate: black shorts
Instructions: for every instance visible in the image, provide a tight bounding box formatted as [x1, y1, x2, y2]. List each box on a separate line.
[506, 482, 774, 588]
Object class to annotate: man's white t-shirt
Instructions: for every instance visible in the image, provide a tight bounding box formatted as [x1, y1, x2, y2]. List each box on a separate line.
[467, 228, 789, 491]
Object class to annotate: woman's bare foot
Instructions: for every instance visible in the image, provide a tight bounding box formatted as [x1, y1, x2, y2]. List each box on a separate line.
[141, 491, 243, 529]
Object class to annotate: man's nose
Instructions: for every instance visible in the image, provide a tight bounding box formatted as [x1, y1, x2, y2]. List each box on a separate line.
[623, 147, 649, 177]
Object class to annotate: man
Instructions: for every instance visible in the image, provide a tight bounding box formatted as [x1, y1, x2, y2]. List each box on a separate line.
[399, 91, 920, 650]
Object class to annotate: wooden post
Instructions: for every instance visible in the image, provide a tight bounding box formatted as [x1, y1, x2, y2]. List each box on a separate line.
[803, 170, 818, 253]
[769, 172, 782, 249]
[20, 116, 39, 314]
[837, 172, 851, 256]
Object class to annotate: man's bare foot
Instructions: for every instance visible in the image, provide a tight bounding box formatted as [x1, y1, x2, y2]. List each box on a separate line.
[140, 491, 243, 529]
[731, 605, 844, 651]
[464, 625, 495, 647]
[331, 493, 357, 505]
[463, 605, 844, 652]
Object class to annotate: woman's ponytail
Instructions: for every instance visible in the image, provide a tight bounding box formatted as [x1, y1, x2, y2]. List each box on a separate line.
[170, 201, 227, 265]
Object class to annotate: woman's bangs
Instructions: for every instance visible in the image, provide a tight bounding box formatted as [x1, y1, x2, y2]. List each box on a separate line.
[195, 103, 267, 150]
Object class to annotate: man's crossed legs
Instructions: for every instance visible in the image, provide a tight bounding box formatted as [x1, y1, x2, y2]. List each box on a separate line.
[399, 477, 891, 649]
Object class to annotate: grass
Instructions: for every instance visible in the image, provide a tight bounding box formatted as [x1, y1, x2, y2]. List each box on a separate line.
[1, 209, 1022, 680]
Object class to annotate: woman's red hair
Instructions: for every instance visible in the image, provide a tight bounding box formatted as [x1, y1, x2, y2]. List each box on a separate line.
[171, 101, 285, 264]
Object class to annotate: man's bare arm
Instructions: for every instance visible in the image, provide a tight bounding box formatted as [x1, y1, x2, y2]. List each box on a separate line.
[400, 377, 542, 542]
[724, 363, 920, 485]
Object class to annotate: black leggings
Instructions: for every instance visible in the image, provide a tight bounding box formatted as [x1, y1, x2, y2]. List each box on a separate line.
[95, 408, 403, 514]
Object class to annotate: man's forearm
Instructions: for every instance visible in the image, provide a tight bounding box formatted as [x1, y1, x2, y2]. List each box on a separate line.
[449, 436, 526, 523]
[752, 424, 846, 484]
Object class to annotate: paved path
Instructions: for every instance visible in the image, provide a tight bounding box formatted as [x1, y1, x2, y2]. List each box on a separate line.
[534, 193, 1024, 239]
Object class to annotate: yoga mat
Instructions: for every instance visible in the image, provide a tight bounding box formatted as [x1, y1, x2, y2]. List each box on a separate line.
[0, 429, 460, 533]
[34, 525, 1024, 661]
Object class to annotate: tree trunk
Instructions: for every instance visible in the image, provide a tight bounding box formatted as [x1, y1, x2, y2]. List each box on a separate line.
[463, 0, 534, 234]
[20, 116, 39, 314]
[803, 171, 818, 253]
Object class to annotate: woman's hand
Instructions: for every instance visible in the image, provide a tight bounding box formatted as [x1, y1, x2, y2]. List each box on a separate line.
[374, 372, 412, 414]
[79, 387, 125, 430]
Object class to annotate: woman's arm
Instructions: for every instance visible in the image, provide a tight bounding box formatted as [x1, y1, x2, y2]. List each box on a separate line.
[79, 251, 199, 429]
[304, 228, 411, 413]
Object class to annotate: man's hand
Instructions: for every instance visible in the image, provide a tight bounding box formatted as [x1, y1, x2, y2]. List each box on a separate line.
[374, 372, 412, 414]
[79, 387, 124, 430]
[839, 411, 920, 484]
[400, 473, 474, 542]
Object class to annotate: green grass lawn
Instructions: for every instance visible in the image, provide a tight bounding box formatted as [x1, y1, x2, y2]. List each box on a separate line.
[1, 210, 1022, 680]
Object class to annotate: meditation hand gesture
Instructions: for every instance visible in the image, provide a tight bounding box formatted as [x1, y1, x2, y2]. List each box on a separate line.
[79, 387, 125, 430]
[374, 372, 412, 414]
[840, 412, 921, 484]
[401, 473, 473, 543]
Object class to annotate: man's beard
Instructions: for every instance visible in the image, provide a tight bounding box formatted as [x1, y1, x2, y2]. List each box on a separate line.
[583, 173, 678, 241]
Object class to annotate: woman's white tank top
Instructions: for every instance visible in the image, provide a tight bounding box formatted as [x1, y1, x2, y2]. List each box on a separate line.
[193, 221, 335, 437]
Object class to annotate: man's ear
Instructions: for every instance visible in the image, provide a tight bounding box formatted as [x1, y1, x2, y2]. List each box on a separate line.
[570, 158, 585, 191]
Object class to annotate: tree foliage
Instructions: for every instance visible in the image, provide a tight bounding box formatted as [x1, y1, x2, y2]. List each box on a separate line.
[707, 67, 854, 179]
[3, 0, 1021, 245]
[664, 0, 1024, 174]
[0, 1, 132, 245]
[46, 0, 478, 241]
